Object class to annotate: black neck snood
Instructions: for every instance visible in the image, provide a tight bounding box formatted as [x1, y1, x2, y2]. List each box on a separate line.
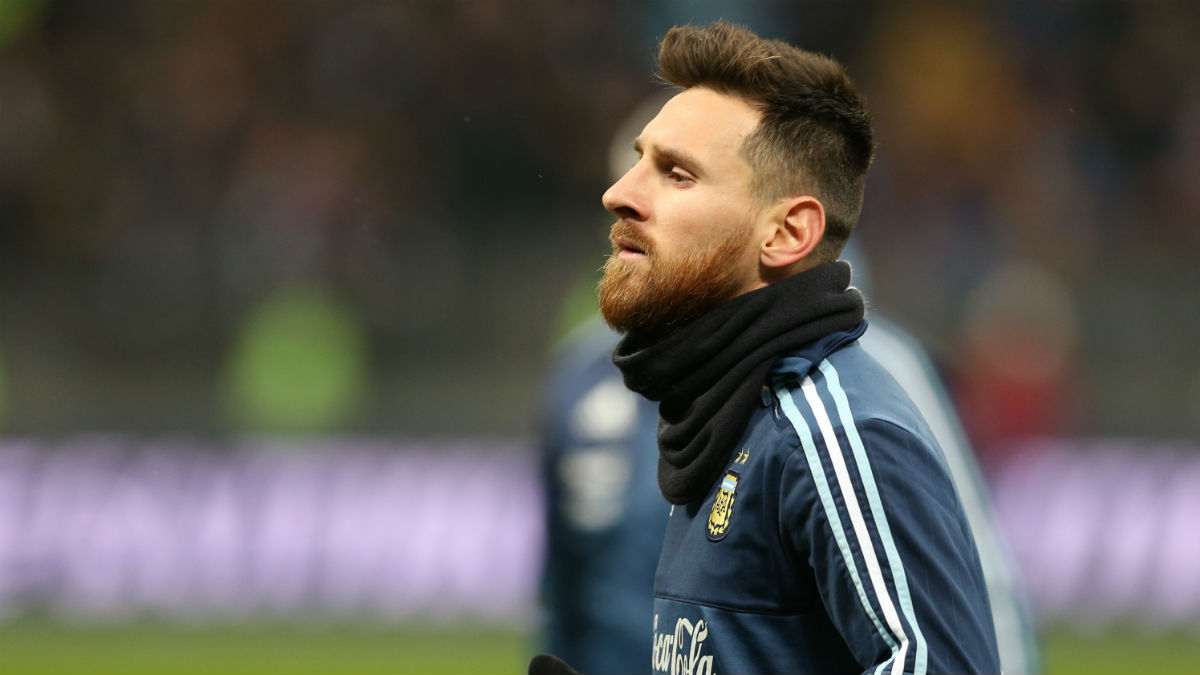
[612, 261, 865, 505]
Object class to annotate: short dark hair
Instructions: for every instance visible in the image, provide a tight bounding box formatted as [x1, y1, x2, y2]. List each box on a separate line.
[657, 22, 875, 260]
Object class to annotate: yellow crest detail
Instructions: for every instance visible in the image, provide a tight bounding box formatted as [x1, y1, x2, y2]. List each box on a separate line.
[707, 471, 739, 541]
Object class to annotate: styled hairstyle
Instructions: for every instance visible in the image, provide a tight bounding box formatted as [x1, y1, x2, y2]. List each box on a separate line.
[657, 22, 875, 261]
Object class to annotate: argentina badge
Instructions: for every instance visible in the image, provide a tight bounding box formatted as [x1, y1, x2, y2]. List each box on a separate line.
[706, 469, 739, 542]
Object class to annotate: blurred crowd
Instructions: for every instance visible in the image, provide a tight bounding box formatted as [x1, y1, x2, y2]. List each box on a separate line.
[0, 1, 1196, 461]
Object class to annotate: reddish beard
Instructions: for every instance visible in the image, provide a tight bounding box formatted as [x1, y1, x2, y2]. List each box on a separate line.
[598, 219, 754, 339]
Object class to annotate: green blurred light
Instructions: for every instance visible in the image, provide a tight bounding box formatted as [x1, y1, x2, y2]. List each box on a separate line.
[0, 351, 6, 427]
[225, 287, 366, 435]
[0, 0, 47, 46]
[550, 265, 603, 347]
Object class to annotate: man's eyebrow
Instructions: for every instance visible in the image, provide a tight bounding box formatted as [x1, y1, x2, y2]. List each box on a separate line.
[632, 137, 705, 177]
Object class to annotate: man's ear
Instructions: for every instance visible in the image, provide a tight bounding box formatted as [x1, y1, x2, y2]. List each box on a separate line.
[760, 196, 825, 270]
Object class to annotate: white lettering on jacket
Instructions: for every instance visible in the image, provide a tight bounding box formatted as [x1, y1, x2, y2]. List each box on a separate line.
[652, 613, 715, 675]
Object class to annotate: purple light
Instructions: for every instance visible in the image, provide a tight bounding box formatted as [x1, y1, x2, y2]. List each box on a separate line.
[1, 435, 1198, 629]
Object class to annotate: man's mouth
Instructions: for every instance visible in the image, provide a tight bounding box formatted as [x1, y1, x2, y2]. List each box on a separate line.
[615, 237, 647, 259]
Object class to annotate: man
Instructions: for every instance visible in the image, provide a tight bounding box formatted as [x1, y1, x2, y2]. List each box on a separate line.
[538, 22, 1003, 674]
[538, 259, 1038, 675]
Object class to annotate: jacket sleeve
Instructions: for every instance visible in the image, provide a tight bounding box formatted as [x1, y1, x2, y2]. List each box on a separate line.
[777, 382, 1002, 675]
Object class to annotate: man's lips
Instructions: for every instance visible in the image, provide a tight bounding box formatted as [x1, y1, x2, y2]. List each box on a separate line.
[615, 236, 648, 259]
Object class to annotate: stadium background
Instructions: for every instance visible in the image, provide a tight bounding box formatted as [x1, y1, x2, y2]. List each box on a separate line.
[0, 1, 1198, 673]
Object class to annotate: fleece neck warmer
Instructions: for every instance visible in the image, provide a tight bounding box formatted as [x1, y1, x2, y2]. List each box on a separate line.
[613, 261, 865, 505]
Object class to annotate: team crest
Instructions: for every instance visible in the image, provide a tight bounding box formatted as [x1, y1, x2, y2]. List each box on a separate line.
[706, 470, 740, 541]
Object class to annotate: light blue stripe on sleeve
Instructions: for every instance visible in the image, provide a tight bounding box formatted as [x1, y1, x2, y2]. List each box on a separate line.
[818, 360, 928, 675]
[775, 381, 898, 655]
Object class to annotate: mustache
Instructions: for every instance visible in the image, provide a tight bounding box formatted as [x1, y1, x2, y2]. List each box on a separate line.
[609, 220, 654, 256]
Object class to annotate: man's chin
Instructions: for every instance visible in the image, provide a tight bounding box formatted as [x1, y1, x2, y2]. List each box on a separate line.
[597, 275, 644, 334]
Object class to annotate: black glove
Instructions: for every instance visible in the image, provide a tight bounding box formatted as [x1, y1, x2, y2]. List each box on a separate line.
[528, 653, 583, 675]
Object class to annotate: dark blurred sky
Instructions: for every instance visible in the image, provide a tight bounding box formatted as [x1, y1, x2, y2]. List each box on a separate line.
[0, 0, 1196, 447]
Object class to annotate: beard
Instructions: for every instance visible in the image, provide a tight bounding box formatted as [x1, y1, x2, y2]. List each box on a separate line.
[598, 219, 754, 340]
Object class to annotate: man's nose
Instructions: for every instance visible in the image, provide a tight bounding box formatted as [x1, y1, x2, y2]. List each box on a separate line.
[602, 164, 649, 222]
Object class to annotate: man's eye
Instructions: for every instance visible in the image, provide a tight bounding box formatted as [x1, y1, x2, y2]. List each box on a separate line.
[667, 169, 693, 184]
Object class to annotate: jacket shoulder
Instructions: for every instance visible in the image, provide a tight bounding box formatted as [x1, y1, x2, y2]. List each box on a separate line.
[769, 342, 943, 464]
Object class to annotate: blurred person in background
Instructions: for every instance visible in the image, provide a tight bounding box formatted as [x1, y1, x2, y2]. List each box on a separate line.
[953, 259, 1081, 470]
[538, 313, 663, 674]
[535, 21, 1003, 674]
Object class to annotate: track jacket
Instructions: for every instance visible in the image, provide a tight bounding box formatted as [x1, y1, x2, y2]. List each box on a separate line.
[651, 324, 1002, 674]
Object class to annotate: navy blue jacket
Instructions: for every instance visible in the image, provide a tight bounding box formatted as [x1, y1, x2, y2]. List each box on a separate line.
[651, 326, 1001, 674]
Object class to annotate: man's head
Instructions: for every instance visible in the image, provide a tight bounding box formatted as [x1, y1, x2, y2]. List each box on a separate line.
[598, 22, 874, 338]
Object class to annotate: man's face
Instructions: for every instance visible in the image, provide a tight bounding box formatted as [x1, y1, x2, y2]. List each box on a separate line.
[598, 87, 766, 337]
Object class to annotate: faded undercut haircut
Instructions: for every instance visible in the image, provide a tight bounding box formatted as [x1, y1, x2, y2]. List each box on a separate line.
[657, 22, 875, 261]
